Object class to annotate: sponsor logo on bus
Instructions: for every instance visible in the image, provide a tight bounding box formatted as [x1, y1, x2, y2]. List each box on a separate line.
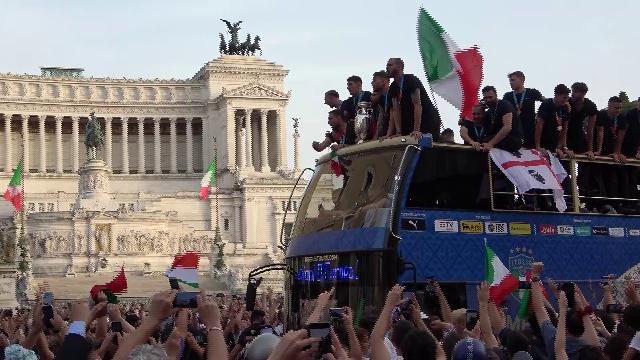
[460, 220, 483, 234]
[434, 220, 458, 233]
[485, 222, 508, 234]
[509, 247, 534, 276]
[402, 217, 426, 231]
[509, 223, 531, 235]
[575, 226, 591, 236]
[592, 226, 609, 236]
[609, 228, 625, 237]
[629, 229, 640, 236]
[557, 225, 574, 235]
[539, 225, 556, 235]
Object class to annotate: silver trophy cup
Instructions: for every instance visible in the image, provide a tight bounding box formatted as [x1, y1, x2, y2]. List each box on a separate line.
[354, 101, 373, 143]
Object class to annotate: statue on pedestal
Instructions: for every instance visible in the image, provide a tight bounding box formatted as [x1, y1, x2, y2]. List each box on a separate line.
[84, 112, 104, 160]
[219, 20, 262, 56]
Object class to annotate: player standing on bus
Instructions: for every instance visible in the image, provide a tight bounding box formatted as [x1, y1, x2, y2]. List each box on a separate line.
[385, 57, 441, 141]
[479, 86, 523, 152]
[502, 71, 545, 149]
[535, 84, 572, 157]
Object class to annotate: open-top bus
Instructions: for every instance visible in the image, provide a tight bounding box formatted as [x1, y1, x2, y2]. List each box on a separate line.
[282, 135, 640, 328]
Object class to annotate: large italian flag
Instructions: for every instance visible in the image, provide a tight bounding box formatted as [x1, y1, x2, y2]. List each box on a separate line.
[200, 158, 216, 200]
[3, 161, 23, 212]
[485, 243, 519, 304]
[417, 8, 483, 120]
[165, 252, 200, 288]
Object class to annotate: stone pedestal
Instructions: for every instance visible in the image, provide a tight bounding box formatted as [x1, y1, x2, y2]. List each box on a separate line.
[75, 159, 116, 211]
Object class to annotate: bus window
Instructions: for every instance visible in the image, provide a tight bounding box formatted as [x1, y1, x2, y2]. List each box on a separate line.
[293, 148, 405, 237]
[406, 147, 487, 210]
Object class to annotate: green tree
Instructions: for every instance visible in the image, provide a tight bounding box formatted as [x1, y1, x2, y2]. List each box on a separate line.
[619, 91, 637, 113]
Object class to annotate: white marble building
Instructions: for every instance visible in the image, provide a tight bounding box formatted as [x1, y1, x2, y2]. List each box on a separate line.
[0, 55, 304, 302]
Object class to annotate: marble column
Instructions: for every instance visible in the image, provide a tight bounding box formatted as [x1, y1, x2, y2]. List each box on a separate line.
[121, 118, 129, 174]
[169, 117, 177, 174]
[275, 109, 285, 171]
[137, 118, 145, 174]
[104, 117, 112, 170]
[21, 115, 29, 173]
[72, 116, 79, 173]
[55, 116, 63, 174]
[234, 199, 242, 242]
[153, 117, 161, 174]
[237, 128, 246, 169]
[38, 115, 46, 173]
[293, 128, 301, 173]
[259, 109, 269, 172]
[4, 114, 11, 173]
[226, 107, 236, 171]
[186, 118, 193, 174]
[244, 109, 253, 170]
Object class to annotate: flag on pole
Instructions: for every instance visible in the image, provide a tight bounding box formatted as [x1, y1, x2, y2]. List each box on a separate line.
[329, 150, 351, 177]
[165, 252, 200, 288]
[417, 8, 484, 120]
[489, 148, 568, 212]
[90, 266, 128, 303]
[485, 243, 519, 305]
[3, 161, 23, 212]
[200, 158, 216, 200]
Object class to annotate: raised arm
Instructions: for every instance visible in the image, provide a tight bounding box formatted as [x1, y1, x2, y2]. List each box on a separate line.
[478, 282, 499, 348]
[113, 290, 177, 360]
[574, 285, 600, 347]
[370, 285, 403, 360]
[341, 306, 363, 360]
[435, 282, 453, 324]
[198, 292, 229, 360]
[555, 291, 569, 360]
[306, 287, 334, 325]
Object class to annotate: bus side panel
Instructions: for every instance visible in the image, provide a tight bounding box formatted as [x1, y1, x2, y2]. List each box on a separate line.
[396, 209, 640, 284]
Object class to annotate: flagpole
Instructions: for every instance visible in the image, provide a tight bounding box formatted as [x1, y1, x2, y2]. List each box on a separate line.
[211, 136, 225, 270]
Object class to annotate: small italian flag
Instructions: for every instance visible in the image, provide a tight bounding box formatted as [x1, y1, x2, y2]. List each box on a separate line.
[3, 161, 23, 212]
[200, 158, 216, 200]
[485, 243, 519, 304]
[165, 252, 200, 288]
[417, 8, 484, 120]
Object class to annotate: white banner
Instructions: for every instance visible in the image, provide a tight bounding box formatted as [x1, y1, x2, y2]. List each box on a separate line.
[489, 148, 568, 212]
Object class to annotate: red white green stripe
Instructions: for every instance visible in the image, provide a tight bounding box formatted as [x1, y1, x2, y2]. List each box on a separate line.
[200, 159, 216, 200]
[417, 8, 483, 120]
[485, 243, 519, 304]
[3, 161, 23, 212]
[165, 252, 200, 288]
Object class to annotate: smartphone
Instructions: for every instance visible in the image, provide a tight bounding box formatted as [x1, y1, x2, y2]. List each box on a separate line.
[111, 321, 123, 344]
[560, 283, 576, 308]
[169, 278, 180, 290]
[329, 307, 344, 320]
[42, 305, 54, 329]
[306, 323, 332, 357]
[606, 304, 624, 314]
[260, 325, 274, 335]
[425, 277, 436, 293]
[466, 310, 479, 331]
[518, 281, 532, 289]
[173, 292, 198, 308]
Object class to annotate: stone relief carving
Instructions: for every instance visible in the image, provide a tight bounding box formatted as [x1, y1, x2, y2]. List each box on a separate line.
[27, 232, 73, 257]
[223, 83, 289, 99]
[80, 172, 110, 193]
[114, 231, 213, 255]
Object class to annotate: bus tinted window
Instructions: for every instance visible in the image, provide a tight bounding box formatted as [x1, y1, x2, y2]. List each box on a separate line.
[293, 148, 404, 237]
[406, 147, 487, 210]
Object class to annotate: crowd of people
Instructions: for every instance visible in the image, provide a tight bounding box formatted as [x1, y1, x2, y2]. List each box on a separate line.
[312, 60, 640, 213]
[2, 266, 640, 360]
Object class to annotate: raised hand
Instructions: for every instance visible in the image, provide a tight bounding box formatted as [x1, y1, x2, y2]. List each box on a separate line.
[317, 287, 335, 308]
[341, 306, 354, 324]
[531, 262, 544, 277]
[478, 281, 490, 304]
[385, 284, 404, 308]
[197, 292, 222, 329]
[267, 329, 319, 360]
[558, 291, 568, 312]
[70, 301, 91, 323]
[149, 290, 177, 322]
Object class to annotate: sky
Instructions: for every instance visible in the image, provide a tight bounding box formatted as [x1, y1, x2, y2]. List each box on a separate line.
[1, 0, 639, 169]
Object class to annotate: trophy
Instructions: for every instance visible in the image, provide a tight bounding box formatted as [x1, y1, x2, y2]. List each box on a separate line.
[354, 101, 373, 143]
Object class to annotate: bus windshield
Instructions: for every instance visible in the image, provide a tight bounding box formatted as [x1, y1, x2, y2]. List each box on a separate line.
[292, 147, 405, 238]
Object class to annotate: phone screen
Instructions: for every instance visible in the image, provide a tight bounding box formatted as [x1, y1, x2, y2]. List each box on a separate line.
[260, 326, 274, 335]
[42, 292, 54, 306]
[308, 323, 332, 357]
[173, 292, 198, 308]
[42, 305, 54, 328]
[329, 307, 344, 319]
[402, 291, 413, 302]
[466, 310, 479, 330]
[560, 283, 576, 308]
